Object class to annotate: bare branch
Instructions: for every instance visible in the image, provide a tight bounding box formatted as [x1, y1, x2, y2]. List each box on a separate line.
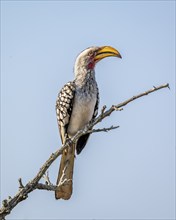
[89, 125, 119, 133]
[0, 83, 169, 219]
[18, 178, 24, 189]
[35, 183, 57, 191]
[91, 83, 170, 128]
[43, 171, 52, 185]
[101, 105, 107, 114]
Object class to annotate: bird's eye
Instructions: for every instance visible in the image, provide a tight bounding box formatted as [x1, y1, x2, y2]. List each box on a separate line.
[88, 51, 93, 56]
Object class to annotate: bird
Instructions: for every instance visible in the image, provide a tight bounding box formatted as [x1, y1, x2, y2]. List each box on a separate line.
[55, 46, 122, 200]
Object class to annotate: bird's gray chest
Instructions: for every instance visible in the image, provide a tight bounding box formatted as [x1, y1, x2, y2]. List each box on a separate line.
[67, 88, 97, 137]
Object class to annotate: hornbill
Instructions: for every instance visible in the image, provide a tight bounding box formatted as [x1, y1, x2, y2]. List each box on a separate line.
[55, 46, 122, 200]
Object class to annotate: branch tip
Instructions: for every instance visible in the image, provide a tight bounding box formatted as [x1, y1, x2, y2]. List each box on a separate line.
[43, 171, 52, 185]
[7, 196, 12, 201]
[18, 178, 24, 189]
[101, 105, 107, 114]
[167, 83, 170, 90]
[2, 200, 8, 208]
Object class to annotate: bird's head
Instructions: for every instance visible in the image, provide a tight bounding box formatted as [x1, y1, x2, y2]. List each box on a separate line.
[74, 46, 122, 76]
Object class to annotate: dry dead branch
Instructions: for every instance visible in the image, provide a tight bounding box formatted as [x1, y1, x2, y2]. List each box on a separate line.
[0, 83, 169, 220]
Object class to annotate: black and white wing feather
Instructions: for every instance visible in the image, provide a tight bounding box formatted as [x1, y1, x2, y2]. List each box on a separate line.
[56, 81, 76, 144]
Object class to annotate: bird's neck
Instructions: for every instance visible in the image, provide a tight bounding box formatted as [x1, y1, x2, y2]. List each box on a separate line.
[74, 67, 96, 88]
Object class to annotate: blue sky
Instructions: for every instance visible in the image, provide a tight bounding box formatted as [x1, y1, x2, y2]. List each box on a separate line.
[1, 1, 175, 219]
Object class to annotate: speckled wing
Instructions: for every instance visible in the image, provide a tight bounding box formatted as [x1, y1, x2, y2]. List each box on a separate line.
[56, 81, 76, 144]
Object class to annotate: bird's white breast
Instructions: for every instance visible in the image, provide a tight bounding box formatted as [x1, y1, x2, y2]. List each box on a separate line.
[67, 92, 97, 137]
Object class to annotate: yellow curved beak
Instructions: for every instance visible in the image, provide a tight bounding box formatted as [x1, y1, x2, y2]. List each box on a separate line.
[95, 46, 122, 62]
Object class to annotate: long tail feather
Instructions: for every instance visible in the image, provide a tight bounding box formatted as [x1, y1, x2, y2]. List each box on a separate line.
[55, 143, 75, 200]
